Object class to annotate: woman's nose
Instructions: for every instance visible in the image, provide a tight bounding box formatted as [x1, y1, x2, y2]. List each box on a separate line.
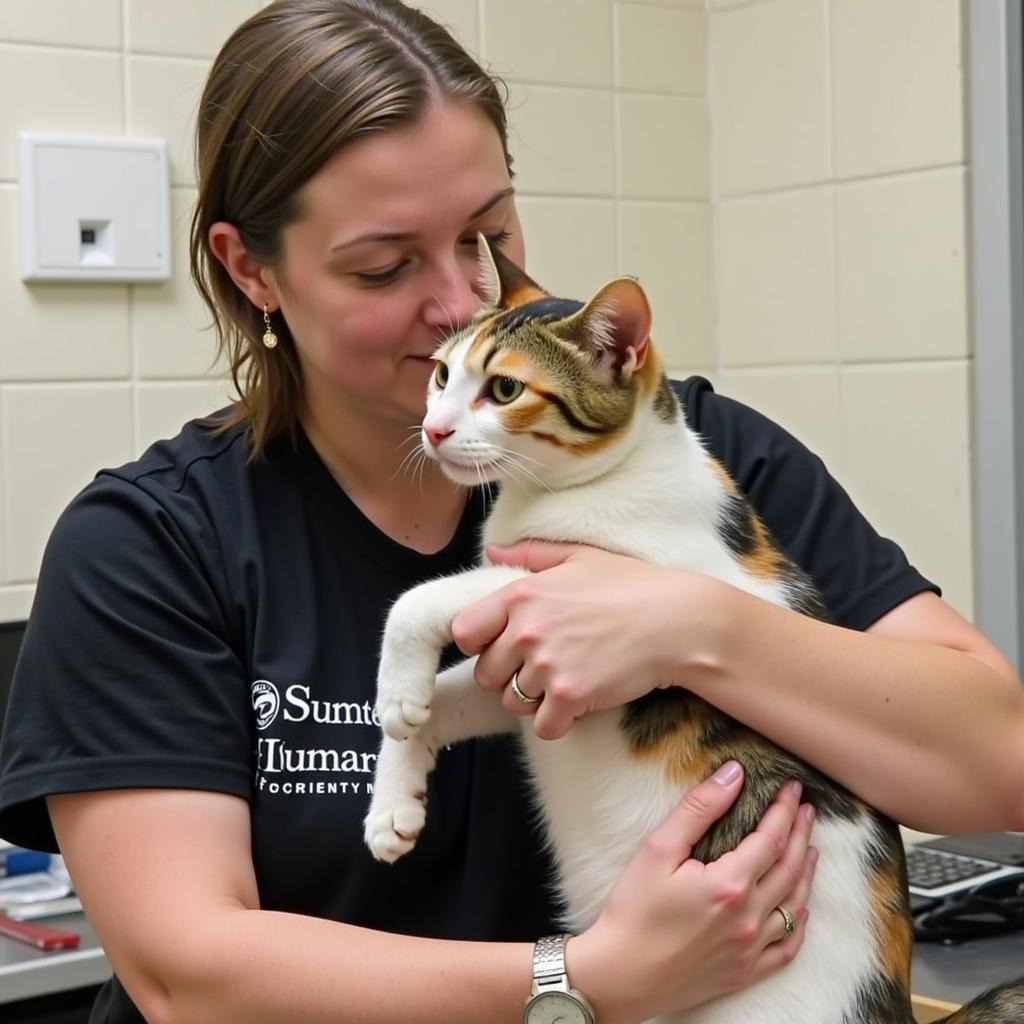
[422, 263, 481, 332]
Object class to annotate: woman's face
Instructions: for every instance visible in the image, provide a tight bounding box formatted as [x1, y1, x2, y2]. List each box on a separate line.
[267, 101, 525, 430]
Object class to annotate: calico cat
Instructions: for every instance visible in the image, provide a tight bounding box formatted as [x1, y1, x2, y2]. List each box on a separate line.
[363, 237, 1024, 1024]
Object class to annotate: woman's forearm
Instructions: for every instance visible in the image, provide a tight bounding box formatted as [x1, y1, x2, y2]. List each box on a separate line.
[681, 581, 1024, 833]
[154, 909, 534, 1024]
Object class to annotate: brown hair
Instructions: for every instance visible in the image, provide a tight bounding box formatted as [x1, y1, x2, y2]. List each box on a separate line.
[189, 0, 512, 458]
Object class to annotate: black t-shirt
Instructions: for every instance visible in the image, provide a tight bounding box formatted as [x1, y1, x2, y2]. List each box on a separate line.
[0, 378, 936, 1022]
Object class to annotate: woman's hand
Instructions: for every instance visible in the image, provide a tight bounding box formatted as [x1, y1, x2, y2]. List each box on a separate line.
[451, 540, 728, 739]
[570, 762, 817, 1024]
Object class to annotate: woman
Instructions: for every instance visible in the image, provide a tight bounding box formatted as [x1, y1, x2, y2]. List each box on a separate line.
[0, 2, 1020, 1022]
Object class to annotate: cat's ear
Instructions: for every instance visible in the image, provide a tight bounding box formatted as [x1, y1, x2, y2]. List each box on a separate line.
[556, 277, 652, 384]
[476, 233, 548, 309]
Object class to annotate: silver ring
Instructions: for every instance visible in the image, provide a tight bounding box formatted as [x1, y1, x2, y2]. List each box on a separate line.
[509, 671, 541, 705]
[775, 904, 796, 939]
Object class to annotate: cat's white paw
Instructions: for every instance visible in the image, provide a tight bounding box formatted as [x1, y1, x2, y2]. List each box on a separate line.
[377, 696, 432, 741]
[376, 661, 435, 740]
[364, 790, 427, 863]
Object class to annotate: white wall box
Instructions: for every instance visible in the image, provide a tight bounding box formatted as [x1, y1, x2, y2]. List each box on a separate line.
[17, 132, 171, 283]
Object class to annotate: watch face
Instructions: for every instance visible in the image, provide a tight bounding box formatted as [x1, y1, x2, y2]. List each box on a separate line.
[525, 991, 592, 1024]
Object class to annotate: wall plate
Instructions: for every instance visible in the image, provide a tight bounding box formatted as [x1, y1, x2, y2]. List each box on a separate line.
[18, 132, 171, 283]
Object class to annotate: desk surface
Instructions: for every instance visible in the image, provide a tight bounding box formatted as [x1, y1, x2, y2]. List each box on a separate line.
[0, 912, 109, 1004]
[912, 928, 1024, 1005]
[2, 912, 1022, 1009]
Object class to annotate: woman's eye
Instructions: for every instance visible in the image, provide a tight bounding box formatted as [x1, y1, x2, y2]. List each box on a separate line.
[463, 229, 511, 250]
[434, 361, 449, 389]
[489, 376, 523, 403]
[355, 261, 408, 286]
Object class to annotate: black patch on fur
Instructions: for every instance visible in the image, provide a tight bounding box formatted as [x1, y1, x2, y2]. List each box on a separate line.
[783, 572, 831, 620]
[535, 388, 608, 435]
[941, 981, 1024, 1023]
[495, 297, 583, 334]
[620, 689, 865, 854]
[844, 974, 914, 1024]
[717, 492, 759, 558]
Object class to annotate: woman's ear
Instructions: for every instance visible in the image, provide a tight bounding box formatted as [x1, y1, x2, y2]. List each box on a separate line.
[208, 222, 279, 310]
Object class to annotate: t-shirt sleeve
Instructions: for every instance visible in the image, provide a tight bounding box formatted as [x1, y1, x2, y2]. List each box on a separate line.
[675, 377, 939, 630]
[0, 474, 253, 852]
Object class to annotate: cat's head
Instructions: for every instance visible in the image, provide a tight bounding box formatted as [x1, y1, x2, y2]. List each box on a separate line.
[421, 235, 671, 490]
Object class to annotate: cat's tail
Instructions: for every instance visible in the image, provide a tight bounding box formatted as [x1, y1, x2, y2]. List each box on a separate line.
[928, 979, 1024, 1023]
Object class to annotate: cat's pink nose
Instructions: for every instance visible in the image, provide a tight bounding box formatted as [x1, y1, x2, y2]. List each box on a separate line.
[425, 426, 454, 448]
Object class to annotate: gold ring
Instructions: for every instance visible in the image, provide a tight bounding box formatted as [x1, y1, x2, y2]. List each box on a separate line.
[775, 904, 796, 939]
[509, 671, 541, 705]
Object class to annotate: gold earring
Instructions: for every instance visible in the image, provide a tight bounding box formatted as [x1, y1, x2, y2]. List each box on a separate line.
[262, 304, 279, 349]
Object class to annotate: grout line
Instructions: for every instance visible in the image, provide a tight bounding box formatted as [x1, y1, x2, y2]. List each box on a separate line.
[714, 161, 967, 203]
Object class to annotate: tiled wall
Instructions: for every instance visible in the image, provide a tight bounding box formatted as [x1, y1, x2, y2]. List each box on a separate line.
[707, 0, 972, 617]
[0, 0, 973, 622]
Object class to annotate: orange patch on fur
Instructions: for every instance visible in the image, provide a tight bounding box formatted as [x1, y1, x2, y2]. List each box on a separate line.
[740, 531, 783, 580]
[626, 696, 717, 784]
[502, 395, 549, 432]
[869, 859, 913, 990]
[502, 282, 549, 309]
[466, 327, 497, 370]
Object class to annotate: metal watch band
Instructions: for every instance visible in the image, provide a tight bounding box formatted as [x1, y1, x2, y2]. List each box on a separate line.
[533, 933, 569, 983]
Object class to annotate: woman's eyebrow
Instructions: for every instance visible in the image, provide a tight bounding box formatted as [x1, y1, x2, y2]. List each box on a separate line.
[329, 187, 516, 254]
[469, 185, 516, 220]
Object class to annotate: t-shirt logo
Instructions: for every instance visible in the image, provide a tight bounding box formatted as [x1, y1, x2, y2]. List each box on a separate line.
[251, 679, 281, 730]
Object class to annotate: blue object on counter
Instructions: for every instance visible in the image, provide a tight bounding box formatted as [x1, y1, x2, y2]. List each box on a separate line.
[0, 848, 51, 876]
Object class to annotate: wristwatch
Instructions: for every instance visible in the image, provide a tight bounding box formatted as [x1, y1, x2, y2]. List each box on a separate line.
[522, 933, 596, 1023]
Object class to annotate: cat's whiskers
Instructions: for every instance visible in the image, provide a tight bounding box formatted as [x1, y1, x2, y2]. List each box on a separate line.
[493, 452, 551, 495]
[392, 428, 432, 488]
[430, 293, 461, 338]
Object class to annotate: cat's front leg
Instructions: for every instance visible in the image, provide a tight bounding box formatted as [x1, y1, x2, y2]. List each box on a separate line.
[376, 564, 526, 740]
[365, 657, 514, 862]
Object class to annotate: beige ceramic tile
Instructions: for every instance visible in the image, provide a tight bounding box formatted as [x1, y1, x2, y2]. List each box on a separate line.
[618, 0, 703, 8]
[715, 186, 837, 367]
[0, 585, 34, 621]
[837, 169, 968, 362]
[840, 362, 973, 618]
[485, 0, 612, 87]
[507, 84, 615, 195]
[832, 0, 963, 179]
[3, 384, 134, 582]
[1, 188, 131, 380]
[0, 0, 121, 49]
[0, 46, 123, 181]
[715, 366, 842, 471]
[617, 4, 705, 95]
[515, 197, 617, 301]
[711, 0, 830, 195]
[132, 188, 223, 378]
[619, 202, 712, 367]
[127, 56, 210, 187]
[419, 0, 479, 50]
[127, 0, 257, 58]
[135, 379, 235, 455]
[618, 94, 707, 199]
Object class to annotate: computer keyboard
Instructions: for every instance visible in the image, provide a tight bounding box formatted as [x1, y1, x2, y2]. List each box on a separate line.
[906, 844, 1024, 899]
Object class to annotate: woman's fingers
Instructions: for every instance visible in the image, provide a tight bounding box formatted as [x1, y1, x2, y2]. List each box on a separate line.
[635, 762, 746, 873]
[724, 779, 804, 881]
[751, 842, 818, 978]
[756, 800, 817, 911]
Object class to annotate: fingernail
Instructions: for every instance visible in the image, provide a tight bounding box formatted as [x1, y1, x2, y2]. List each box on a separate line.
[802, 804, 816, 824]
[783, 779, 802, 800]
[809, 846, 819, 866]
[712, 760, 742, 785]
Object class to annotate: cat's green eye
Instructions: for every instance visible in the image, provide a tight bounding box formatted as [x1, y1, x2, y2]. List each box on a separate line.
[433, 361, 449, 389]
[490, 376, 524, 404]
